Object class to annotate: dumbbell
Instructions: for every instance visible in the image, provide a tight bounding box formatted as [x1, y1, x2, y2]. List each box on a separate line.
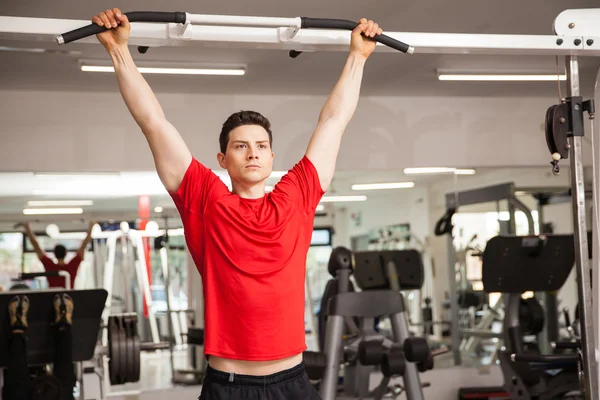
[357, 339, 406, 377]
[403, 337, 434, 372]
[382, 346, 406, 377]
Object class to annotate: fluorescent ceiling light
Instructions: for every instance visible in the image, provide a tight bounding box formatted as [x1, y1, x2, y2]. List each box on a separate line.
[23, 208, 83, 215]
[81, 65, 245, 76]
[320, 195, 367, 203]
[34, 172, 120, 179]
[403, 167, 476, 175]
[27, 200, 93, 206]
[154, 206, 163, 213]
[352, 182, 415, 191]
[455, 169, 476, 175]
[437, 73, 566, 81]
[316, 204, 325, 211]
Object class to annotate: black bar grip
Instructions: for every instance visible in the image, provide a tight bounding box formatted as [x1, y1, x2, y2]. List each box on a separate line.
[140, 341, 170, 351]
[511, 353, 579, 363]
[20, 272, 61, 279]
[552, 340, 581, 350]
[57, 11, 187, 44]
[562, 308, 571, 327]
[300, 17, 413, 54]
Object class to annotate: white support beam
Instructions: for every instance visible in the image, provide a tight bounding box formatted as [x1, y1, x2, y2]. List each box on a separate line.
[2, 14, 600, 55]
[594, 67, 600, 387]
[554, 9, 600, 36]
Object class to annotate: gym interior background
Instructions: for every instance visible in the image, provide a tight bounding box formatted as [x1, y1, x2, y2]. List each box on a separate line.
[0, 0, 599, 399]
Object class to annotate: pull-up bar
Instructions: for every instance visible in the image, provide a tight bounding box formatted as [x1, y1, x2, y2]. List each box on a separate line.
[0, 7, 599, 399]
[54, 11, 414, 53]
[1, 9, 600, 55]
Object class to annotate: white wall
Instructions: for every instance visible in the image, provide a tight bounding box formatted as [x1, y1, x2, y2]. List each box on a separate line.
[1, 90, 593, 173]
[340, 186, 430, 247]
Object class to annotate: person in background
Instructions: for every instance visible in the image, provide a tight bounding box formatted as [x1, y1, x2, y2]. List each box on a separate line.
[19, 222, 95, 289]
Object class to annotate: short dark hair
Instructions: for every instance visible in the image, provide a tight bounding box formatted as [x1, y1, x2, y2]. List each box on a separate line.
[53, 244, 66, 260]
[219, 111, 272, 154]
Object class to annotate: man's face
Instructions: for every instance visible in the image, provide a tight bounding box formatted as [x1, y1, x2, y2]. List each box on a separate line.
[217, 125, 274, 186]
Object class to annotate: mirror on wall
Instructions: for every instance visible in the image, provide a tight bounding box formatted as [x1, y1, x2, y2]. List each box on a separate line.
[0, 165, 591, 367]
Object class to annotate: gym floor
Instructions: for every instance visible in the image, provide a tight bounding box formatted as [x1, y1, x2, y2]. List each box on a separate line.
[82, 348, 505, 400]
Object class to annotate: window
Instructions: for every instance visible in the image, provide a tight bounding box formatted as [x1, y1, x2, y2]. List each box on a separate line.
[0, 233, 23, 291]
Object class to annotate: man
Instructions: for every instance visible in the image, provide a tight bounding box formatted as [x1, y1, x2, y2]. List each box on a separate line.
[92, 8, 382, 399]
[22, 222, 94, 289]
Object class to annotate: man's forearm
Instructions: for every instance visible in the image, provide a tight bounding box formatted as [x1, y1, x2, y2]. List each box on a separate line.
[109, 44, 166, 128]
[318, 52, 366, 124]
[25, 227, 42, 253]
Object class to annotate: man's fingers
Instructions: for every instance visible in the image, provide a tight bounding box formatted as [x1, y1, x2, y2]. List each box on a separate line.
[118, 13, 130, 27]
[100, 12, 111, 28]
[372, 23, 379, 37]
[105, 9, 117, 28]
[92, 16, 102, 26]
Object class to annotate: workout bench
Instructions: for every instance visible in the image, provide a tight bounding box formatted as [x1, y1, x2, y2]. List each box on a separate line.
[0, 289, 108, 400]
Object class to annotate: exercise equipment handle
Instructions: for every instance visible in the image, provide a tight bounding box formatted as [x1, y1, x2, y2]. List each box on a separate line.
[19, 271, 71, 290]
[301, 17, 413, 54]
[552, 340, 581, 350]
[140, 341, 170, 351]
[434, 207, 455, 236]
[511, 353, 579, 364]
[56, 11, 187, 44]
[20, 272, 61, 278]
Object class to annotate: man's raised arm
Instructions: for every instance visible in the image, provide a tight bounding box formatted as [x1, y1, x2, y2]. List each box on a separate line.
[93, 8, 192, 192]
[305, 18, 382, 191]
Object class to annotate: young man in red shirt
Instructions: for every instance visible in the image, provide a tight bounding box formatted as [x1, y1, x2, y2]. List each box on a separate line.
[92, 8, 382, 399]
[22, 222, 94, 289]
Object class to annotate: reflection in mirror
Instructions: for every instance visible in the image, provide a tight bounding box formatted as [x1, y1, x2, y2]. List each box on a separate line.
[429, 166, 593, 370]
[0, 165, 591, 367]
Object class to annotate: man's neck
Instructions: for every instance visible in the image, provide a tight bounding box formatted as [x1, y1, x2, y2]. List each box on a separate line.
[232, 182, 266, 199]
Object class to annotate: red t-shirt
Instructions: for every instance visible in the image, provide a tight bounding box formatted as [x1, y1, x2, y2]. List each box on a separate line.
[40, 253, 82, 289]
[169, 156, 324, 361]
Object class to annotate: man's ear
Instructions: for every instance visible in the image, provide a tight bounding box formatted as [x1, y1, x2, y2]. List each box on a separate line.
[217, 153, 226, 169]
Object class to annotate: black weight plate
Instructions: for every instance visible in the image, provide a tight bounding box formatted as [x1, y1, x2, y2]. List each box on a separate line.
[123, 315, 141, 383]
[545, 104, 558, 154]
[132, 330, 141, 382]
[125, 317, 134, 383]
[108, 316, 121, 386]
[116, 317, 128, 385]
[127, 317, 138, 383]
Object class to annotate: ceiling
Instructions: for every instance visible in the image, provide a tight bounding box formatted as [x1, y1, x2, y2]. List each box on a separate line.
[1, 0, 600, 96]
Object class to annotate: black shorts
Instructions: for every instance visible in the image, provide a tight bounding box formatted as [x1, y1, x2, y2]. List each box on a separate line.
[199, 361, 322, 400]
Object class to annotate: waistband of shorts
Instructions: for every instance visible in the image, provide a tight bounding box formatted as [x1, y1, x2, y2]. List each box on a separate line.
[205, 361, 306, 387]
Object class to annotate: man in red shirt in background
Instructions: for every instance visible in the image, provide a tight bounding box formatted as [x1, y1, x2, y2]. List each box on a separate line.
[22, 222, 94, 289]
[92, 7, 383, 399]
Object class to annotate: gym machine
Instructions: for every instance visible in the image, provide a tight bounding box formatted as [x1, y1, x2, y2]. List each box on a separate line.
[3, 6, 599, 396]
[435, 182, 561, 365]
[0, 289, 108, 400]
[11, 270, 72, 290]
[313, 247, 433, 400]
[94, 224, 204, 389]
[482, 234, 585, 399]
[0, 289, 175, 399]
